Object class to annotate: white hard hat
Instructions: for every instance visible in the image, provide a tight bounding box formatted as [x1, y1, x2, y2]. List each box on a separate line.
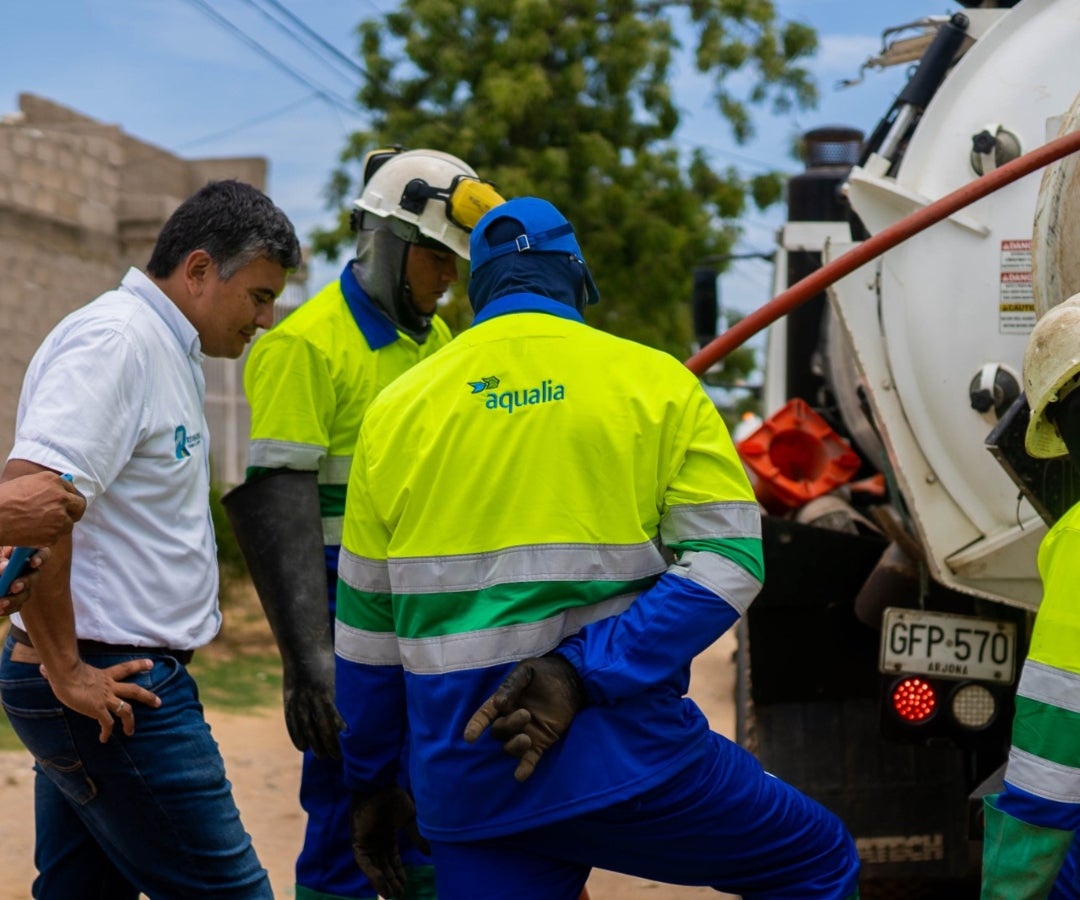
[353, 149, 503, 260]
[1024, 292, 1080, 458]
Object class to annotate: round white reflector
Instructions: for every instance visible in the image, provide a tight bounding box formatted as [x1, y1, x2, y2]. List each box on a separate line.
[951, 683, 997, 729]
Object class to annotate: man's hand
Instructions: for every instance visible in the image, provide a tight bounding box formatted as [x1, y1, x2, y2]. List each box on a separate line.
[39, 658, 162, 742]
[0, 546, 50, 615]
[463, 654, 587, 782]
[283, 652, 345, 759]
[350, 786, 429, 900]
[2, 465, 145, 744]
[0, 471, 85, 546]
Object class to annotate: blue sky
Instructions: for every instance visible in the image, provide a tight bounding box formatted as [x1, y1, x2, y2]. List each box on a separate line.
[0, 0, 960, 313]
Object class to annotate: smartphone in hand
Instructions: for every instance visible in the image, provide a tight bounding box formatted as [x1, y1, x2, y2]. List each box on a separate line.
[0, 546, 37, 595]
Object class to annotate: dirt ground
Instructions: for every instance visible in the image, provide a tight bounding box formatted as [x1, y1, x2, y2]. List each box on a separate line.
[0, 630, 738, 900]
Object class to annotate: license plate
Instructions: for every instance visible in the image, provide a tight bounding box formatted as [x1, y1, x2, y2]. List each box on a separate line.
[879, 608, 1016, 683]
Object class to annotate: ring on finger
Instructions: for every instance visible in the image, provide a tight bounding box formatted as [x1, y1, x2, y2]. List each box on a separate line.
[115, 699, 127, 715]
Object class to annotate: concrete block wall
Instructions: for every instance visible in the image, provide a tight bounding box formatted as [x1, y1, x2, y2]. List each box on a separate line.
[0, 93, 289, 484]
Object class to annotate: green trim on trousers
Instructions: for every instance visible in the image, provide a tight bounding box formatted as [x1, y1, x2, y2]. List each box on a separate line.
[981, 794, 1070, 899]
[295, 864, 437, 900]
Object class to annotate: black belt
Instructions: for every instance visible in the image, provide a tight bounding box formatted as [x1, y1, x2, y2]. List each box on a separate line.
[9, 625, 194, 666]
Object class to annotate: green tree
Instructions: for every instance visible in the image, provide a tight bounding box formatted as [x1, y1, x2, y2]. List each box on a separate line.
[314, 0, 817, 359]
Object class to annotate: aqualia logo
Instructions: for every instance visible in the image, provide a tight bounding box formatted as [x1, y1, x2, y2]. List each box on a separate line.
[468, 375, 566, 414]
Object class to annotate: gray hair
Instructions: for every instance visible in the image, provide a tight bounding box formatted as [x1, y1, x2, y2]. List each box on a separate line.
[146, 180, 301, 279]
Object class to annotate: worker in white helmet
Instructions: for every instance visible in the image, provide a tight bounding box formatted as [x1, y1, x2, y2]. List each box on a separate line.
[982, 292, 1080, 899]
[224, 148, 503, 900]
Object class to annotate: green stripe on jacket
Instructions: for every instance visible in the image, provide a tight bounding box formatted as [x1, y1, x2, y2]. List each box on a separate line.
[1012, 694, 1080, 768]
[337, 576, 655, 639]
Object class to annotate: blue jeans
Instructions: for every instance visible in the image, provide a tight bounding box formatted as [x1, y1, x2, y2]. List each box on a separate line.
[0, 635, 272, 900]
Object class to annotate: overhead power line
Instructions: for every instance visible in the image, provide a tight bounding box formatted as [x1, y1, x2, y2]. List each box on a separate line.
[174, 94, 321, 150]
[240, 0, 370, 84]
[177, 0, 357, 114]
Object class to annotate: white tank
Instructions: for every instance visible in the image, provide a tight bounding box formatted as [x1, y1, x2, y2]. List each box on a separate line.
[826, 0, 1080, 611]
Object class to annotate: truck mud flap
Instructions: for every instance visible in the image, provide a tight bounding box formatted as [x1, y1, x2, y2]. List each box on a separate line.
[736, 516, 984, 889]
[749, 697, 977, 885]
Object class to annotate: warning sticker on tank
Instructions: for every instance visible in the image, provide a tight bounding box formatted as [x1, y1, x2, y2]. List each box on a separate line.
[1000, 239, 1034, 334]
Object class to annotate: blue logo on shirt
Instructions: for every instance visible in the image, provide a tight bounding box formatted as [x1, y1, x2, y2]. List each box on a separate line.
[174, 425, 202, 459]
[174, 426, 191, 459]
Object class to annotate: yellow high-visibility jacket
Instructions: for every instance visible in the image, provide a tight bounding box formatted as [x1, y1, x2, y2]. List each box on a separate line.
[244, 265, 451, 549]
[335, 292, 763, 840]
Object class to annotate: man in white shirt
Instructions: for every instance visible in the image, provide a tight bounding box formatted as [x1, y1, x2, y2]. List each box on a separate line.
[0, 179, 301, 900]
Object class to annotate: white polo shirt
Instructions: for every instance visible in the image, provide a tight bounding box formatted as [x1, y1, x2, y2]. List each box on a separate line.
[10, 268, 220, 649]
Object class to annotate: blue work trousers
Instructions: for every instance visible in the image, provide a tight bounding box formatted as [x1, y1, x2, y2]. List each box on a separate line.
[428, 731, 861, 900]
[1053, 834, 1080, 899]
[0, 635, 272, 900]
[296, 571, 434, 900]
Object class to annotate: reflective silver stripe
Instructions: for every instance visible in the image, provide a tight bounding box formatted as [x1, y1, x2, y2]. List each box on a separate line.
[1016, 659, 1080, 715]
[248, 438, 324, 471]
[322, 516, 343, 547]
[319, 455, 351, 485]
[400, 592, 637, 674]
[668, 550, 762, 615]
[388, 541, 667, 595]
[661, 501, 761, 543]
[1005, 747, 1080, 804]
[339, 547, 391, 594]
[247, 442, 353, 487]
[335, 620, 401, 666]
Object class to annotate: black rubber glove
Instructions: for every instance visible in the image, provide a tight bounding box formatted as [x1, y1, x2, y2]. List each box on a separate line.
[350, 786, 430, 900]
[463, 654, 587, 782]
[282, 647, 344, 761]
[223, 471, 345, 759]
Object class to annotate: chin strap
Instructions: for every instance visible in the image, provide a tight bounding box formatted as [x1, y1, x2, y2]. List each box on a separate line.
[1054, 389, 1080, 469]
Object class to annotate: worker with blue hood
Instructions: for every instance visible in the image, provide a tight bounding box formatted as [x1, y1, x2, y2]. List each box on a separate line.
[467, 196, 600, 318]
[332, 195, 860, 899]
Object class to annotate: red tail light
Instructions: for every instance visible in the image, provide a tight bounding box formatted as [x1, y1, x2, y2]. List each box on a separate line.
[891, 677, 937, 723]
